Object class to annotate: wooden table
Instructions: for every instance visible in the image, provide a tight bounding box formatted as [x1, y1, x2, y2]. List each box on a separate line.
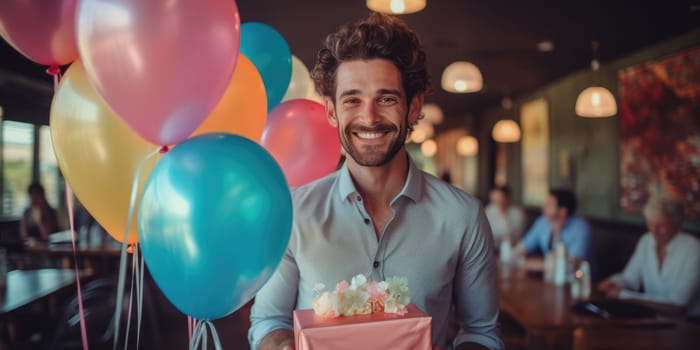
[498, 261, 682, 349]
[571, 325, 700, 350]
[1, 269, 85, 315]
[21, 241, 121, 274]
[1, 269, 89, 345]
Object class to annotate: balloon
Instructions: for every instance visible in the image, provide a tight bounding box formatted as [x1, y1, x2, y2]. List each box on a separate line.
[0, 0, 78, 66]
[282, 55, 316, 102]
[240, 22, 292, 111]
[139, 133, 293, 320]
[50, 60, 160, 244]
[190, 54, 267, 142]
[76, 0, 240, 145]
[261, 99, 341, 187]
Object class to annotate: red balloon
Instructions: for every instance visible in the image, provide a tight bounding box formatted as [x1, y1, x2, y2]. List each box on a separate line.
[76, 0, 241, 146]
[261, 99, 341, 187]
[0, 0, 78, 66]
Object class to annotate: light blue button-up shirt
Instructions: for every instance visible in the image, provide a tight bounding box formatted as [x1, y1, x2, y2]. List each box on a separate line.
[248, 159, 502, 349]
[519, 215, 591, 260]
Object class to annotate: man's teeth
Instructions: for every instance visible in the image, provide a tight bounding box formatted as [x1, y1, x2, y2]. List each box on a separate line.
[356, 132, 385, 139]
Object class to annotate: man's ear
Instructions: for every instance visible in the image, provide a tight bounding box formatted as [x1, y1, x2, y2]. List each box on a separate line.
[325, 97, 338, 128]
[408, 93, 425, 126]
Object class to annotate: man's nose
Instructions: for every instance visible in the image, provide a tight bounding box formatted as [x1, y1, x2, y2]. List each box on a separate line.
[357, 102, 380, 125]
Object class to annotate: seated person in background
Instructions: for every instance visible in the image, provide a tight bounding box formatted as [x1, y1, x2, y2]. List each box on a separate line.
[597, 195, 700, 317]
[485, 185, 525, 246]
[19, 182, 59, 243]
[514, 188, 591, 262]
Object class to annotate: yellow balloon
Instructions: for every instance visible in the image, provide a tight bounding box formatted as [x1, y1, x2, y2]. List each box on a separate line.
[50, 60, 160, 244]
[282, 55, 323, 104]
[190, 54, 267, 141]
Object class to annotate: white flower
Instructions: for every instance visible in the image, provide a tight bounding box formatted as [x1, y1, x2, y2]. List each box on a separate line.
[313, 283, 326, 294]
[313, 291, 339, 317]
[338, 287, 370, 316]
[349, 274, 368, 291]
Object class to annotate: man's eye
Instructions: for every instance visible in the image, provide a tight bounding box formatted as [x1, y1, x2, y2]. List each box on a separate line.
[379, 96, 398, 104]
[343, 98, 360, 105]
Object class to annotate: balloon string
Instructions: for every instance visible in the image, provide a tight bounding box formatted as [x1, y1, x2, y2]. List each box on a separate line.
[136, 246, 145, 350]
[189, 320, 222, 350]
[46, 65, 61, 90]
[123, 251, 136, 349]
[188, 316, 197, 343]
[113, 147, 162, 350]
[122, 244, 144, 350]
[65, 183, 89, 350]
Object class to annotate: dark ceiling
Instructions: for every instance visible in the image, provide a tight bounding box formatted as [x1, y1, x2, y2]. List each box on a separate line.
[1, 0, 699, 129]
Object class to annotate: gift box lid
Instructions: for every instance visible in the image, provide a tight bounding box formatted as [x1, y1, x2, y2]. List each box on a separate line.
[294, 303, 430, 328]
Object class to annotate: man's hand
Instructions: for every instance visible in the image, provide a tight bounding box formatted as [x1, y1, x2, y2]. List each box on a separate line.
[597, 279, 623, 298]
[259, 329, 294, 350]
[596, 279, 616, 293]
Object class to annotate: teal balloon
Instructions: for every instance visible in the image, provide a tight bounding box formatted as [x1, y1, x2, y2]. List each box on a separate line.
[240, 22, 292, 111]
[138, 133, 293, 320]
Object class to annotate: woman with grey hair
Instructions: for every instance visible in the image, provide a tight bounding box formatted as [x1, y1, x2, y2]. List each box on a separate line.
[597, 195, 700, 317]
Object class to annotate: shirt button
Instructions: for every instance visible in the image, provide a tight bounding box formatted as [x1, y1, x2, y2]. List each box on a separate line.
[373, 261, 380, 268]
[364, 218, 370, 225]
[356, 196, 362, 202]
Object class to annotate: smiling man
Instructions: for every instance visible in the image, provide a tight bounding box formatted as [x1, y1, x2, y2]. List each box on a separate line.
[248, 13, 502, 350]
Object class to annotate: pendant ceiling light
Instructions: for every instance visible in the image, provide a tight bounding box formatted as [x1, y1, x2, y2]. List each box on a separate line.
[492, 120, 521, 143]
[366, 0, 426, 15]
[575, 41, 617, 118]
[441, 61, 483, 93]
[492, 97, 521, 143]
[456, 135, 478, 156]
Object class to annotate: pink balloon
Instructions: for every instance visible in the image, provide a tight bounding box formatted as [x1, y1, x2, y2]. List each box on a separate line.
[0, 0, 78, 66]
[262, 99, 341, 187]
[77, 0, 240, 145]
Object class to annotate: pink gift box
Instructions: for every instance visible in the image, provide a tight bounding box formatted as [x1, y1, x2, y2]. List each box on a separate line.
[293, 303, 432, 350]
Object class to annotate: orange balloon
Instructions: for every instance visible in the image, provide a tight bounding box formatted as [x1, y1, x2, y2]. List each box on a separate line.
[190, 54, 267, 141]
[50, 60, 160, 244]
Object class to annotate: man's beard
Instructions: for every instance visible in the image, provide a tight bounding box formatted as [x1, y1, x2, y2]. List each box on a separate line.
[339, 114, 409, 167]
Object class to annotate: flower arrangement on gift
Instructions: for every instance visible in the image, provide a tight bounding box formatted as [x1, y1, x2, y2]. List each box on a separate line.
[312, 274, 410, 318]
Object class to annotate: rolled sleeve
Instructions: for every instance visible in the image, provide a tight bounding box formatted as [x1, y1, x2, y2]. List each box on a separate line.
[453, 208, 504, 350]
[248, 247, 299, 350]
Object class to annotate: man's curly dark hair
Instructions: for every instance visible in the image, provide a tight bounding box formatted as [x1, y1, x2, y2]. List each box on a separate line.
[311, 12, 432, 105]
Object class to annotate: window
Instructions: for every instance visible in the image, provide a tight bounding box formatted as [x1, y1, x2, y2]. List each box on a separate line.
[39, 126, 61, 210]
[2, 121, 34, 216]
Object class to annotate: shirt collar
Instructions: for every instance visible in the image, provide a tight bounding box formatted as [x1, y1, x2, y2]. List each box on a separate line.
[336, 156, 423, 203]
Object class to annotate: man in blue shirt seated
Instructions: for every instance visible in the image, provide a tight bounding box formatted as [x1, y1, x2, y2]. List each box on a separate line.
[515, 188, 591, 262]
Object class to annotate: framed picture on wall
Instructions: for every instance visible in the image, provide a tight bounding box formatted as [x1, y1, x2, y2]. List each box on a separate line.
[520, 98, 549, 207]
[618, 46, 700, 222]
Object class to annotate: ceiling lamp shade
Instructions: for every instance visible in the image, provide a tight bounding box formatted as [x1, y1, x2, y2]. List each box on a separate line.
[576, 41, 617, 118]
[575, 86, 617, 117]
[422, 103, 444, 124]
[441, 61, 483, 93]
[366, 0, 426, 14]
[421, 139, 437, 157]
[492, 120, 521, 143]
[456, 135, 478, 156]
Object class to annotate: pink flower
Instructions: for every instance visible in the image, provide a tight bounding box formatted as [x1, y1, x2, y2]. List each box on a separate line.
[336, 280, 349, 293]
